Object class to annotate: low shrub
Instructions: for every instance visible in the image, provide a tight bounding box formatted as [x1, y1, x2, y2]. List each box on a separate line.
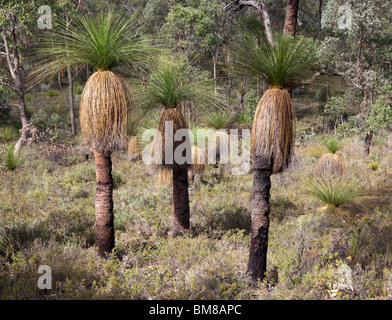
[304, 177, 365, 210]
[5, 147, 22, 171]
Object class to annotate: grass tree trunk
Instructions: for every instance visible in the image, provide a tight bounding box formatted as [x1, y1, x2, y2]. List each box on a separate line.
[247, 156, 272, 282]
[94, 150, 115, 257]
[364, 132, 373, 157]
[172, 167, 190, 235]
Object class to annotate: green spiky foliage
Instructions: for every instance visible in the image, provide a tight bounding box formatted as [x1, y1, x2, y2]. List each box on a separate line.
[305, 177, 365, 209]
[29, 9, 158, 258]
[231, 32, 316, 89]
[139, 56, 218, 235]
[203, 109, 238, 130]
[30, 9, 157, 81]
[322, 137, 340, 154]
[139, 56, 217, 111]
[230, 32, 317, 282]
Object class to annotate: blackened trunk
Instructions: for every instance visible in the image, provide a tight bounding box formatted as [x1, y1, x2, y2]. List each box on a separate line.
[247, 156, 272, 282]
[172, 167, 190, 235]
[94, 150, 115, 257]
[364, 132, 373, 156]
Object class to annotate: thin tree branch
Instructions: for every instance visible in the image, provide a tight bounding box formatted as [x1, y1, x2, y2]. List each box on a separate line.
[2, 26, 17, 81]
[0, 81, 18, 93]
[224, 0, 274, 45]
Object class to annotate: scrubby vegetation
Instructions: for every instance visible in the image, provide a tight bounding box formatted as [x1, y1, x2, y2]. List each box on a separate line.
[1, 0, 392, 301]
[1, 84, 392, 300]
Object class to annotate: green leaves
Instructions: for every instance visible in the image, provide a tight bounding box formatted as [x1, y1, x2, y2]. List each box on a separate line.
[30, 9, 158, 84]
[322, 137, 340, 154]
[137, 56, 218, 111]
[161, 1, 231, 59]
[367, 96, 392, 133]
[304, 177, 365, 209]
[230, 33, 317, 88]
[203, 109, 238, 130]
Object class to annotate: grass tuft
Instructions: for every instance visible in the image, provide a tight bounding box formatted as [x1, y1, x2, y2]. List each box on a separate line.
[304, 177, 365, 209]
[322, 137, 339, 154]
[5, 147, 21, 171]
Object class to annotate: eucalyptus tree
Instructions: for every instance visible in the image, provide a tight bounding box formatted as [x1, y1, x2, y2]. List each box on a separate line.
[31, 10, 156, 257]
[231, 32, 316, 281]
[162, 0, 234, 94]
[0, 0, 39, 154]
[320, 0, 392, 154]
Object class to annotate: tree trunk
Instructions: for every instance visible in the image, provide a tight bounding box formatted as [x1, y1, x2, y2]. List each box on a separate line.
[13, 91, 29, 155]
[257, 78, 261, 97]
[172, 167, 190, 235]
[67, 65, 76, 136]
[2, 15, 29, 155]
[226, 45, 231, 106]
[259, 0, 274, 45]
[247, 156, 272, 282]
[94, 150, 115, 258]
[240, 75, 246, 111]
[64, 13, 76, 137]
[212, 51, 217, 95]
[58, 72, 62, 88]
[224, 0, 274, 45]
[317, 0, 323, 36]
[283, 0, 300, 37]
[364, 132, 373, 157]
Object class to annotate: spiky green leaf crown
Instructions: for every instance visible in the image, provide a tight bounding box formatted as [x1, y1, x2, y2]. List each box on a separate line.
[139, 56, 219, 111]
[231, 32, 317, 88]
[30, 9, 157, 84]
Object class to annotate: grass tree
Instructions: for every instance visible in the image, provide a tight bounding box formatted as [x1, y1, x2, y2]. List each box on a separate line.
[305, 177, 365, 214]
[231, 33, 316, 281]
[317, 137, 344, 175]
[31, 10, 156, 257]
[202, 109, 237, 171]
[140, 56, 216, 235]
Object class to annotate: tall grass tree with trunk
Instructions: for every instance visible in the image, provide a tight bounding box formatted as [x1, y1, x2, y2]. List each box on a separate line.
[231, 32, 316, 282]
[31, 10, 156, 257]
[140, 57, 218, 236]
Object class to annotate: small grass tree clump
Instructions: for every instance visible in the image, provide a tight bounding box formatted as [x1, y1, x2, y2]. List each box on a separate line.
[5, 147, 21, 171]
[305, 177, 365, 213]
[317, 137, 344, 175]
[32, 10, 156, 258]
[231, 32, 316, 282]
